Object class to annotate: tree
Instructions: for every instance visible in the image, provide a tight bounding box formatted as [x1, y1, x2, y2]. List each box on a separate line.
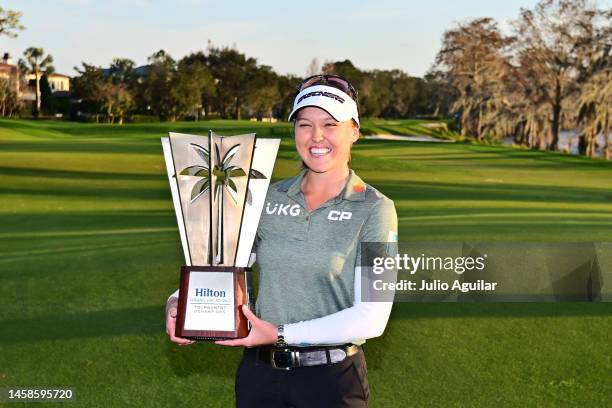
[275, 73, 301, 119]
[19, 47, 54, 117]
[246, 65, 280, 119]
[108, 58, 136, 87]
[100, 82, 134, 124]
[322, 60, 371, 117]
[0, 77, 22, 117]
[39, 74, 57, 115]
[512, 0, 607, 150]
[434, 18, 513, 139]
[141, 50, 177, 120]
[206, 47, 258, 119]
[178, 51, 216, 117]
[577, 69, 612, 157]
[429, 0, 611, 159]
[72, 62, 136, 123]
[377, 70, 422, 118]
[422, 71, 457, 118]
[141, 50, 216, 121]
[0, 6, 25, 38]
[570, 5, 612, 157]
[173, 61, 212, 120]
[177, 55, 216, 119]
[72, 62, 105, 120]
[107, 58, 151, 115]
[305, 57, 320, 76]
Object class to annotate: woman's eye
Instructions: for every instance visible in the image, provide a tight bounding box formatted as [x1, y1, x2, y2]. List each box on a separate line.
[298, 123, 311, 127]
[325, 123, 337, 127]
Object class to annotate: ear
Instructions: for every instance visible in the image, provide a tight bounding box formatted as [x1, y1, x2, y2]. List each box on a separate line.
[351, 126, 360, 143]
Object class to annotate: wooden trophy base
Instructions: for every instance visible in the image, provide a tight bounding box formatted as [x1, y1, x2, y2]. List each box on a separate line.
[175, 266, 252, 340]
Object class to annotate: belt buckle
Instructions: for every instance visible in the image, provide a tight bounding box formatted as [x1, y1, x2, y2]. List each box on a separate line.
[270, 348, 298, 370]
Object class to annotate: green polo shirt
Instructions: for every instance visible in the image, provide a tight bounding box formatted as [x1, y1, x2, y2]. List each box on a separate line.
[254, 169, 398, 325]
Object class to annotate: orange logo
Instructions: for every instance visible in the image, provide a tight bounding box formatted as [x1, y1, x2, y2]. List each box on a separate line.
[353, 182, 365, 193]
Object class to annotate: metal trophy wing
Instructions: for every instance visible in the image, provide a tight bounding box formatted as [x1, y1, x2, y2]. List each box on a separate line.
[162, 131, 278, 267]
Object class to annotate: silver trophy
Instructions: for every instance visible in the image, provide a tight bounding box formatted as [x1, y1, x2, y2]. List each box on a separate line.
[161, 131, 280, 340]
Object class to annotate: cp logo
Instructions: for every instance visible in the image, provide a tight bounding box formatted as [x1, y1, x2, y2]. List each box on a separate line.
[328, 211, 352, 221]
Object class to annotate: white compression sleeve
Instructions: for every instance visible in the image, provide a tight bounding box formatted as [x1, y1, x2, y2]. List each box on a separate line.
[167, 288, 179, 302]
[283, 266, 395, 346]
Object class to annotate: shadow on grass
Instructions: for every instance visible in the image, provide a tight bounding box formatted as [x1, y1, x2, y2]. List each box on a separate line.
[389, 302, 612, 319]
[0, 118, 292, 140]
[0, 238, 177, 272]
[0, 209, 176, 233]
[1, 185, 170, 201]
[0, 303, 240, 377]
[0, 166, 163, 181]
[372, 180, 612, 204]
[2, 303, 610, 345]
[0, 140, 164, 155]
[164, 338, 241, 378]
[0, 132, 295, 156]
[6, 168, 609, 205]
[0, 306, 164, 343]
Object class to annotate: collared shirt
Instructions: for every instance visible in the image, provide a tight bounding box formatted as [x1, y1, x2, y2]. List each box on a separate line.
[255, 169, 398, 326]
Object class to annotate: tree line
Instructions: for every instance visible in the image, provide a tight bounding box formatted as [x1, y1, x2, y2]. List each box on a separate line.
[0, 6, 443, 123]
[69, 48, 442, 124]
[433, 0, 611, 158]
[1, 1, 610, 159]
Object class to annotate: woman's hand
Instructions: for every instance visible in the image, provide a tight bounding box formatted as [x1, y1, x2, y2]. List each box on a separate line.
[165, 297, 195, 346]
[215, 306, 278, 348]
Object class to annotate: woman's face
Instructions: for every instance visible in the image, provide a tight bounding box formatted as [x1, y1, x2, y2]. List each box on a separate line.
[294, 106, 359, 175]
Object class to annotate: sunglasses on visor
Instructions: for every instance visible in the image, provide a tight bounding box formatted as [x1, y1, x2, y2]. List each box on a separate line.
[296, 74, 359, 102]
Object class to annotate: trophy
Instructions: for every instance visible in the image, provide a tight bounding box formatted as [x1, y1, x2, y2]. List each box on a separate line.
[161, 131, 280, 340]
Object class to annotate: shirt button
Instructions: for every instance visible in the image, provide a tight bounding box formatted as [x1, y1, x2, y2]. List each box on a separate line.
[306, 216, 310, 221]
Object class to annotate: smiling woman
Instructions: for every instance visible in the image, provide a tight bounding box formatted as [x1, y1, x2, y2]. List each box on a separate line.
[294, 106, 359, 176]
[165, 74, 398, 408]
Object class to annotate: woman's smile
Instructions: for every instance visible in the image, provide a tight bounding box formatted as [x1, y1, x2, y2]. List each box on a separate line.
[295, 106, 358, 174]
[309, 146, 332, 157]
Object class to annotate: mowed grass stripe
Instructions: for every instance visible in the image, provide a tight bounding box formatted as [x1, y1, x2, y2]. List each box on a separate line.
[0, 118, 611, 407]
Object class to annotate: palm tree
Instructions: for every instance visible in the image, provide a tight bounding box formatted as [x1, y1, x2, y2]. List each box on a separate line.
[179, 141, 266, 264]
[19, 47, 53, 116]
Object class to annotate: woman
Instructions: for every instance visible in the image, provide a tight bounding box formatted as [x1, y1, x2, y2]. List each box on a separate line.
[166, 74, 398, 407]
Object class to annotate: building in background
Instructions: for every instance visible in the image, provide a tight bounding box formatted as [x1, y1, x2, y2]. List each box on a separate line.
[25, 72, 70, 93]
[0, 52, 20, 93]
[1, 52, 71, 103]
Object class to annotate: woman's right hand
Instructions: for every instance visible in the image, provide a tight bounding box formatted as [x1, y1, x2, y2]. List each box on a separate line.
[165, 297, 195, 346]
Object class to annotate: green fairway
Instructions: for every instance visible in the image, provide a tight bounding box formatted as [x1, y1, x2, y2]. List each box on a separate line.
[0, 118, 611, 407]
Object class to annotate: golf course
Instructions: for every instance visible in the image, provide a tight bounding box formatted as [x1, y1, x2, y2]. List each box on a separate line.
[0, 118, 611, 407]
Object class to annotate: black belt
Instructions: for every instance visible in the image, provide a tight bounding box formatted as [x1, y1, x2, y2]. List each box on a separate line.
[256, 344, 360, 370]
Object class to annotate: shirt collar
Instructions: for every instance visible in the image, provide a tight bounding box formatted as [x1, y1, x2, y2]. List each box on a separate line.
[280, 169, 366, 203]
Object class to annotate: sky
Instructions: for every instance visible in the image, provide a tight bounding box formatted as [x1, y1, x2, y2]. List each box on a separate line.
[0, 0, 561, 78]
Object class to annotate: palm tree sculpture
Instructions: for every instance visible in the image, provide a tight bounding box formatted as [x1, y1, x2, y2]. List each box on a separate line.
[179, 142, 265, 264]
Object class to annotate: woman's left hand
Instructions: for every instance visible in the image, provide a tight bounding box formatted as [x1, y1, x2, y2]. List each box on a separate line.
[215, 306, 278, 347]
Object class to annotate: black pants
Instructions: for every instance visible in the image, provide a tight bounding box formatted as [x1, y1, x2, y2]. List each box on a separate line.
[235, 346, 369, 408]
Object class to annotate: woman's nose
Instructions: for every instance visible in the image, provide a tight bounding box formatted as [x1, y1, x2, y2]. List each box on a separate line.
[311, 126, 324, 142]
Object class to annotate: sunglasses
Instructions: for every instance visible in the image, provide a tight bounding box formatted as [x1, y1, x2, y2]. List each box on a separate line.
[296, 74, 359, 101]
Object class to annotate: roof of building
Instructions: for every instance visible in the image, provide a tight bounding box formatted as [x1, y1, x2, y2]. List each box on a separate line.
[0, 63, 18, 71]
[48, 73, 71, 79]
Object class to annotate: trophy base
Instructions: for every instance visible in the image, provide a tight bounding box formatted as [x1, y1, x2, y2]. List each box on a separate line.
[175, 266, 253, 340]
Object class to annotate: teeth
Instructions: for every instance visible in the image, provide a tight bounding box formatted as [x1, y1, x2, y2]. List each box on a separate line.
[310, 147, 330, 155]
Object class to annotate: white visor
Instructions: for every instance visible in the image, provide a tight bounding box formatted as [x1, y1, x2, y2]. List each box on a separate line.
[287, 84, 360, 127]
